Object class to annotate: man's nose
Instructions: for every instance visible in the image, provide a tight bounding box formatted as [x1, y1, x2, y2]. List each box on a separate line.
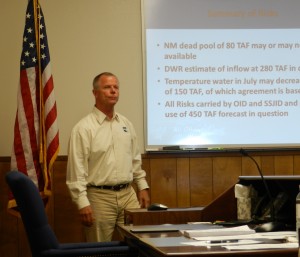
[110, 86, 118, 93]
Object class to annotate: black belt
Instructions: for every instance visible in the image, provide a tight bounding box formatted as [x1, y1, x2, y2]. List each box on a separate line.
[90, 183, 130, 191]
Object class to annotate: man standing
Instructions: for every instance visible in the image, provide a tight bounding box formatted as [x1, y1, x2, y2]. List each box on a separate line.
[66, 72, 150, 242]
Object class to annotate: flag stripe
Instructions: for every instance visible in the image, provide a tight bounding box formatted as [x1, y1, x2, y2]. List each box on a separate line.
[45, 104, 57, 139]
[12, 117, 27, 172]
[19, 68, 40, 184]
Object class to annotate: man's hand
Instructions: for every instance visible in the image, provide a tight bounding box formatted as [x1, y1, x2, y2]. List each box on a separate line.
[79, 205, 95, 227]
[138, 189, 150, 208]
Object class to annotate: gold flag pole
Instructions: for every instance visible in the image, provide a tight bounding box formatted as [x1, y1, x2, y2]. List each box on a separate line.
[33, 0, 47, 189]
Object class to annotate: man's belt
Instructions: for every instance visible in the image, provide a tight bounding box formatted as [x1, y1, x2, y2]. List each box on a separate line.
[90, 183, 130, 191]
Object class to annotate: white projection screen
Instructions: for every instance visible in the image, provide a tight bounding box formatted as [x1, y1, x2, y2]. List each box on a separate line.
[142, 0, 300, 151]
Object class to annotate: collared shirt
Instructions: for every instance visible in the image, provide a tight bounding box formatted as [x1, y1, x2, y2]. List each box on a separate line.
[66, 107, 149, 209]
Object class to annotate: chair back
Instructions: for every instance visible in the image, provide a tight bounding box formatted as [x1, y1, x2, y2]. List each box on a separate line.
[6, 171, 59, 257]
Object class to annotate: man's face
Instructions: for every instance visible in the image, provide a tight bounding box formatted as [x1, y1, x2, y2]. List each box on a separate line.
[93, 75, 119, 108]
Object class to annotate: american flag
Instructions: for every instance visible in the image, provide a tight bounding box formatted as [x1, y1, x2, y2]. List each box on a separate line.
[8, 0, 59, 209]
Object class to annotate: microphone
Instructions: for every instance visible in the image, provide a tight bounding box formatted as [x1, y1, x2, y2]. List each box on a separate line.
[239, 148, 286, 232]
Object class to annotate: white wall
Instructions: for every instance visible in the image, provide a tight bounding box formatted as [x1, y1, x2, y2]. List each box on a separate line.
[0, 0, 145, 156]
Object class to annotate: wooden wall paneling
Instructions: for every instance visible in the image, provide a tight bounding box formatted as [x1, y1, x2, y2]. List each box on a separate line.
[0, 214, 18, 257]
[176, 158, 190, 207]
[274, 156, 294, 175]
[241, 156, 261, 176]
[149, 158, 177, 207]
[293, 155, 300, 175]
[261, 155, 275, 175]
[213, 157, 241, 198]
[241, 155, 275, 176]
[190, 157, 213, 206]
[52, 160, 85, 243]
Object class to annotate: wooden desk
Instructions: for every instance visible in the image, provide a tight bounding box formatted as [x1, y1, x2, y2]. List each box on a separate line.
[118, 224, 298, 257]
[124, 207, 204, 225]
[124, 180, 236, 226]
[125, 176, 300, 227]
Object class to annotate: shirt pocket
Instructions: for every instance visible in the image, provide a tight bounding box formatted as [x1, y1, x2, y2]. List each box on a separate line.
[114, 125, 132, 154]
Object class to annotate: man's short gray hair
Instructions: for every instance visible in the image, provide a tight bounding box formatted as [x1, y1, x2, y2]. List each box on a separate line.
[92, 72, 118, 90]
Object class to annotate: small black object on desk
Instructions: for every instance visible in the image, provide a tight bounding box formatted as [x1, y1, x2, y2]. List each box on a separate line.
[147, 203, 168, 211]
